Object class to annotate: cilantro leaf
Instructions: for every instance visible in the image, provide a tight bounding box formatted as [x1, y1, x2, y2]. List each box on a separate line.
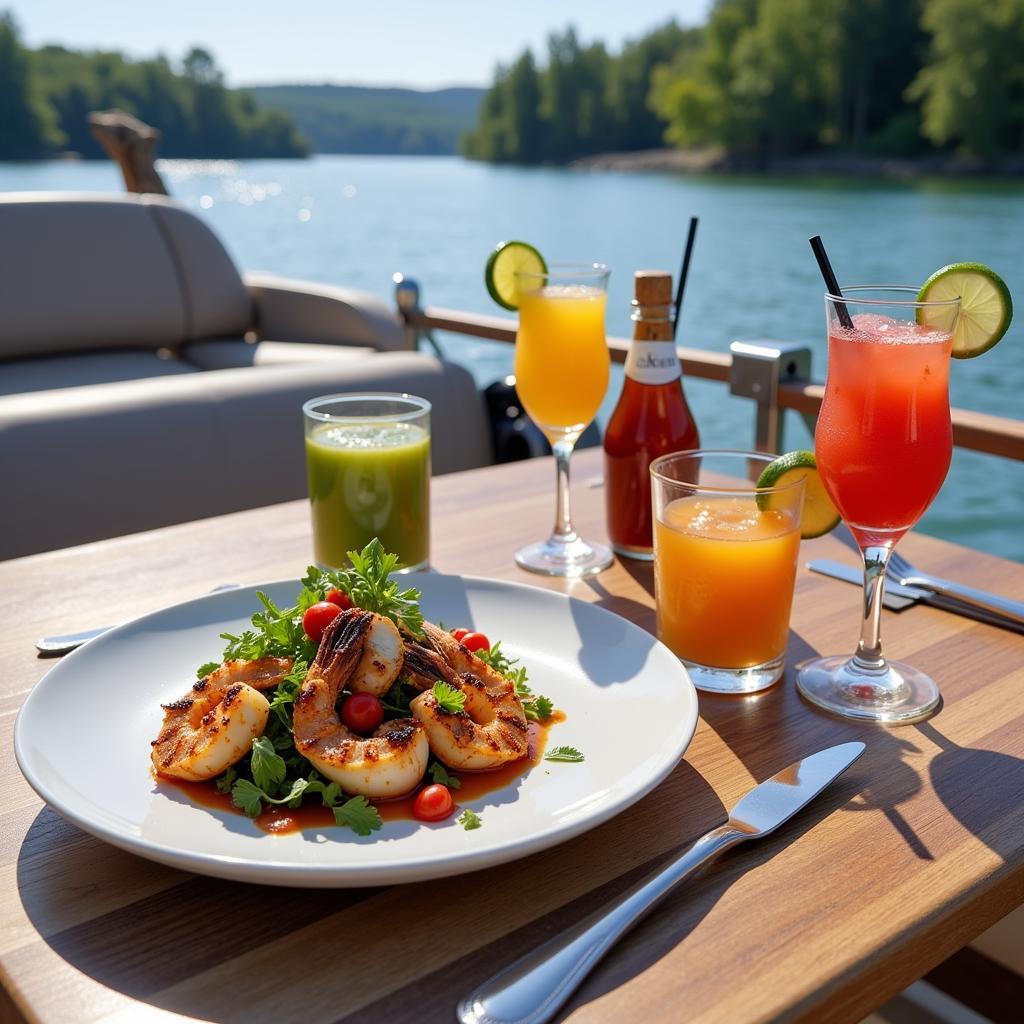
[432, 681, 466, 714]
[429, 762, 462, 790]
[196, 661, 219, 679]
[327, 539, 424, 636]
[333, 795, 383, 836]
[214, 767, 237, 794]
[457, 809, 482, 830]
[476, 642, 552, 719]
[545, 746, 584, 763]
[231, 778, 266, 817]
[525, 695, 554, 722]
[283, 777, 310, 807]
[250, 736, 287, 793]
[475, 641, 528, 688]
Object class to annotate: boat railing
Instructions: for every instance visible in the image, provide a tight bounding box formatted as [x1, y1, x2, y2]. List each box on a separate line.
[394, 276, 1024, 463]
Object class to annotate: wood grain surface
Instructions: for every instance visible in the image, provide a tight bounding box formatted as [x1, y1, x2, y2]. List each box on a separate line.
[2, 449, 1022, 1024]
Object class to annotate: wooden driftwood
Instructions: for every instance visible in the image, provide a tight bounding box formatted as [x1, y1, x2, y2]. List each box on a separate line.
[88, 109, 169, 195]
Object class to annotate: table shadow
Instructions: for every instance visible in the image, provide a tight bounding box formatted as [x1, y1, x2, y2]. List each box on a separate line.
[700, 631, 934, 862]
[915, 720, 1024, 864]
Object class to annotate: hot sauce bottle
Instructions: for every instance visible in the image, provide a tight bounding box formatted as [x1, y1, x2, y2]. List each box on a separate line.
[603, 270, 700, 559]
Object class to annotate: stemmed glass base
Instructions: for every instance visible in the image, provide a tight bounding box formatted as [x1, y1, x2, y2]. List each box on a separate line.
[515, 535, 612, 577]
[796, 656, 940, 724]
[516, 435, 612, 578]
[796, 542, 941, 724]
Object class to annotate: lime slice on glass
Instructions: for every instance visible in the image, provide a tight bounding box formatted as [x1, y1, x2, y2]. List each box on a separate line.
[917, 262, 1012, 359]
[485, 240, 547, 311]
[756, 450, 840, 539]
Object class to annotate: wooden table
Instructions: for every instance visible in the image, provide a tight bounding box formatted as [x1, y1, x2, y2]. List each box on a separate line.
[3, 449, 1023, 1024]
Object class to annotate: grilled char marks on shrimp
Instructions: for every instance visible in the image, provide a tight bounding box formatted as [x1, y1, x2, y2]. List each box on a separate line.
[151, 657, 292, 781]
[409, 627, 529, 771]
[293, 610, 428, 799]
[401, 621, 462, 691]
[349, 612, 403, 696]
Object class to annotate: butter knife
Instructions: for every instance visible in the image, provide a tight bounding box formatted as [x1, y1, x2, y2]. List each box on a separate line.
[456, 741, 865, 1024]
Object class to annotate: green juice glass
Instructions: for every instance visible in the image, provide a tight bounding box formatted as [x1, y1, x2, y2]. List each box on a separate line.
[303, 393, 431, 570]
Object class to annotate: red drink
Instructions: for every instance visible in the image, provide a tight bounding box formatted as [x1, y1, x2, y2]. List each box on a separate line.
[815, 313, 953, 548]
[605, 376, 700, 554]
[603, 270, 700, 558]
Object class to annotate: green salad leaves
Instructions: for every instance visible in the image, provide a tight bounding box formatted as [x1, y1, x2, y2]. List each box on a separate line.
[180, 539, 576, 838]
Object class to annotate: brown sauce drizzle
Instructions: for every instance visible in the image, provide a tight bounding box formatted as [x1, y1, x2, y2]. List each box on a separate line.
[159, 710, 567, 835]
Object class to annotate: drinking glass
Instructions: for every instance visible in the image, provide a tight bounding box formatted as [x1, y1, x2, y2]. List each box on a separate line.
[303, 393, 430, 570]
[651, 450, 805, 693]
[513, 264, 612, 576]
[797, 287, 960, 723]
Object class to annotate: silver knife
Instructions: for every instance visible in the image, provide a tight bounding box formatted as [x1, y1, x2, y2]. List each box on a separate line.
[808, 559, 927, 610]
[35, 626, 112, 656]
[807, 559, 1024, 633]
[456, 741, 866, 1024]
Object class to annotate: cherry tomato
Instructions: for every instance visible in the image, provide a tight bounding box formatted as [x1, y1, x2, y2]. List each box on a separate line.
[340, 693, 384, 734]
[302, 601, 342, 642]
[412, 784, 455, 822]
[325, 588, 354, 610]
[451, 628, 470, 642]
[462, 632, 490, 654]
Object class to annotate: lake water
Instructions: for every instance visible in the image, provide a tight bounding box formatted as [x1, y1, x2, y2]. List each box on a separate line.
[3, 155, 1022, 561]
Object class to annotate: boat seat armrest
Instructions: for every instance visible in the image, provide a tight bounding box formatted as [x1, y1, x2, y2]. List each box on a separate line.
[245, 272, 407, 352]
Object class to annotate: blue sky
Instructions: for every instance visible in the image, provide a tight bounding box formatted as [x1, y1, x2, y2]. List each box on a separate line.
[10, 0, 711, 88]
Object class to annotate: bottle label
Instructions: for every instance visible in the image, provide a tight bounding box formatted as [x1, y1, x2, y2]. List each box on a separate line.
[625, 342, 681, 385]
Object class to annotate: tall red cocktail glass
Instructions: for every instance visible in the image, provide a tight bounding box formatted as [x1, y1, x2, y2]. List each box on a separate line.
[797, 286, 960, 723]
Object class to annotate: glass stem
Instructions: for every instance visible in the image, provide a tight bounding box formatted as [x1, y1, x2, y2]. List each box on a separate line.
[551, 439, 578, 545]
[852, 545, 893, 673]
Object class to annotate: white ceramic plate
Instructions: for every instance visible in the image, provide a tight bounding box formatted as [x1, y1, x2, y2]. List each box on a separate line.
[15, 574, 698, 887]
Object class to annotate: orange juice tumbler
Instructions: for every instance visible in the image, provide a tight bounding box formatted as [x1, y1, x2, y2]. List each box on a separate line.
[651, 450, 806, 694]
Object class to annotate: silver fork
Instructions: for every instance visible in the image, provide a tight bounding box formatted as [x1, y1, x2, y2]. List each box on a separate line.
[886, 550, 1024, 627]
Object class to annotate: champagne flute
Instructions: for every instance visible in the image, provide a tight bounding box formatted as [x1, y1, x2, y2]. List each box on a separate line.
[797, 286, 960, 723]
[513, 264, 612, 577]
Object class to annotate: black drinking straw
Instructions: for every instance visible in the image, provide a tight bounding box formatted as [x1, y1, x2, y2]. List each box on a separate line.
[809, 235, 854, 329]
[672, 216, 699, 339]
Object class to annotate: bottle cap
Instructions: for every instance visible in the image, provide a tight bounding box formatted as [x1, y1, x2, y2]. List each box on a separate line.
[633, 270, 673, 306]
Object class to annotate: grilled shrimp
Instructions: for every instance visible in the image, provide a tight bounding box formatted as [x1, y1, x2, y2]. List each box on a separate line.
[409, 629, 529, 770]
[151, 658, 292, 781]
[348, 612, 403, 696]
[293, 609, 429, 799]
[401, 621, 463, 691]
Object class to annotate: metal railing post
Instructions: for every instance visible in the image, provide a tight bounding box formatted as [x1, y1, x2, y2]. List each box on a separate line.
[392, 273, 422, 352]
[393, 273, 445, 358]
[729, 340, 813, 454]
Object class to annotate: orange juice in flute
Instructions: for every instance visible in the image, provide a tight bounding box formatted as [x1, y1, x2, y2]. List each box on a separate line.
[512, 262, 612, 576]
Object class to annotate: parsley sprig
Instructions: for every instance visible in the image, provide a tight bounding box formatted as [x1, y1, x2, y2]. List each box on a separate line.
[545, 746, 584, 763]
[306, 539, 424, 637]
[473, 640, 554, 721]
[432, 680, 466, 714]
[457, 809, 482, 830]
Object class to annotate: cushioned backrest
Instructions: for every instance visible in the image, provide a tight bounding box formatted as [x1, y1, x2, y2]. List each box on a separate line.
[145, 197, 252, 340]
[0, 193, 184, 358]
[0, 193, 251, 360]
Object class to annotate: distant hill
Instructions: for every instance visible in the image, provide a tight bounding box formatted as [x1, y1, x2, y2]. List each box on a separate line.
[248, 84, 484, 155]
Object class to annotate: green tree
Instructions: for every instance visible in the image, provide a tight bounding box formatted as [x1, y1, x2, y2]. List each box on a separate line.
[909, 0, 1024, 159]
[461, 64, 514, 161]
[0, 13, 62, 158]
[609, 20, 702, 151]
[507, 52, 543, 162]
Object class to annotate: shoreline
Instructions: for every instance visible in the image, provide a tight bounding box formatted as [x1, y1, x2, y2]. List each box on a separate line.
[570, 147, 1024, 180]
